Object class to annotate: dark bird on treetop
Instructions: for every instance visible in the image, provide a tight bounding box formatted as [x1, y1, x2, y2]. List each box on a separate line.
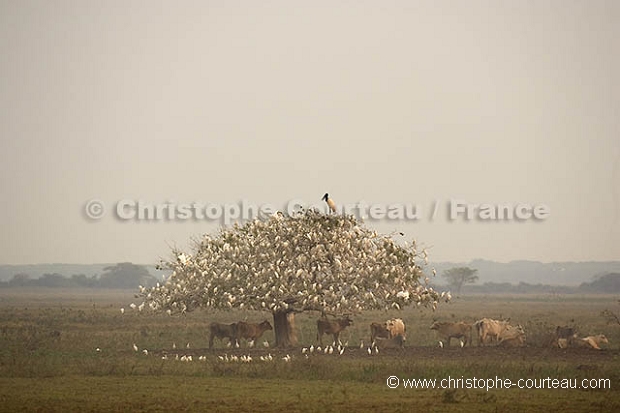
[322, 193, 337, 214]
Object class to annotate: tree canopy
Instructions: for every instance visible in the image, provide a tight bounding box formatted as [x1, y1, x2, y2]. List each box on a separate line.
[137, 209, 449, 315]
[442, 267, 479, 293]
[100, 262, 157, 289]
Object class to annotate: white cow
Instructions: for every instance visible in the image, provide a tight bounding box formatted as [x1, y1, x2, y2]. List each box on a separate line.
[474, 318, 511, 346]
[575, 334, 608, 350]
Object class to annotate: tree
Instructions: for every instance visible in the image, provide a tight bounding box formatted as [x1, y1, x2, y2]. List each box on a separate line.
[442, 267, 478, 294]
[601, 300, 620, 327]
[8, 273, 31, 287]
[137, 209, 449, 347]
[580, 273, 620, 293]
[99, 262, 156, 289]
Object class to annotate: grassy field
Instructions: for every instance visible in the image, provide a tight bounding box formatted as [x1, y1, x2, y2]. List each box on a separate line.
[0, 288, 619, 412]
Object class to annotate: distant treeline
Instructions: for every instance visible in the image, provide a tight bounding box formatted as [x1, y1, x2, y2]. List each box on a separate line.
[0, 262, 159, 290]
[2, 264, 619, 294]
[456, 272, 620, 294]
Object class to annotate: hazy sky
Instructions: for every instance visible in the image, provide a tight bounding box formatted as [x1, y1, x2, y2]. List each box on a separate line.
[1, 0, 618, 265]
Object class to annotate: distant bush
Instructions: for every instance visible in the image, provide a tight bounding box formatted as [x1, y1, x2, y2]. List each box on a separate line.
[580, 273, 620, 293]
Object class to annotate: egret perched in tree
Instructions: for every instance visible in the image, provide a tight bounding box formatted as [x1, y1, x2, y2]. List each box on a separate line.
[322, 193, 337, 214]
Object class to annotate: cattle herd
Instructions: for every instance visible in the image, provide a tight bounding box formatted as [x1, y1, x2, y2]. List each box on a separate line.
[209, 320, 273, 348]
[430, 318, 610, 350]
[206, 316, 609, 351]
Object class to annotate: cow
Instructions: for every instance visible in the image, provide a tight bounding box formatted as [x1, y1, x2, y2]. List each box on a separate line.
[317, 315, 353, 346]
[386, 318, 406, 339]
[498, 324, 526, 347]
[209, 321, 238, 349]
[430, 321, 472, 347]
[370, 318, 406, 344]
[373, 334, 405, 349]
[370, 322, 390, 344]
[553, 326, 578, 348]
[574, 334, 609, 350]
[474, 318, 511, 346]
[235, 320, 273, 347]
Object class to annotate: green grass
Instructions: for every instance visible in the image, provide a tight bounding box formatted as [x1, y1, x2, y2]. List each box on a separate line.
[0, 288, 619, 412]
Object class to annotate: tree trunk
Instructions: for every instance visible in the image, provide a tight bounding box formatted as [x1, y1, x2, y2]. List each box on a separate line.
[273, 310, 297, 348]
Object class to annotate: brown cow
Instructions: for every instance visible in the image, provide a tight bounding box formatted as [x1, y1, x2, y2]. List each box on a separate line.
[430, 321, 472, 347]
[554, 326, 577, 348]
[498, 325, 526, 347]
[236, 320, 273, 346]
[209, 322, 238, 348]
[370, 318, 406, 343]
[317, 315, 353, 346]
[373, 334, 405, 349]
[370, 322, 390, 344]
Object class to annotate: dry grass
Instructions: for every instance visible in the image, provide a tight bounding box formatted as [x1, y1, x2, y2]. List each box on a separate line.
[0, 288, 619, 412]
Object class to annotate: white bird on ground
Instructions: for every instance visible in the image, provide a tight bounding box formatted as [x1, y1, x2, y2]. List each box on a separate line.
[309, 345, 315, 353]
[142, 349, 148, 355]
[439, 341, 444, 348]
[263, 340, 270, 348]
[367, 347, 372, 355]
[120, 308, 125, 314]
[132, 343, 138, 352]
[460, 340, 465, 348]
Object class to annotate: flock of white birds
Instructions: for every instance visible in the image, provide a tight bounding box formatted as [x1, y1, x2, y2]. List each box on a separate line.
[116, 338, 399, 364]
[119, 206, 450, 359]
[132, 208, 449, 319]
